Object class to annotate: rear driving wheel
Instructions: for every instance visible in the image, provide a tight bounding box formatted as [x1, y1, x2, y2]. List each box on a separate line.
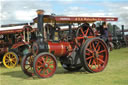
[81, 38, 109, 73]
[76, 24, 95, 47]
[33, 52, 57, 78]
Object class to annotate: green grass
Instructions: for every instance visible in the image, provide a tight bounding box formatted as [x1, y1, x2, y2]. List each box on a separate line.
[0, 48, 128, 85]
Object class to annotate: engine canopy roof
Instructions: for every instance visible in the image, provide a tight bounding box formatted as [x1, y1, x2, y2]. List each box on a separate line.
[33, 15, 118, 23]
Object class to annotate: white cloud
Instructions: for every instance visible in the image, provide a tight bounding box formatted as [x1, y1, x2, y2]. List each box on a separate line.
[108, 4, 128, 28]
[91, 13, 106, 16]
[62, 2, 128, 29]
[63, 6, 112, 17]
[57, 0, 73, 1]
[0, 0, 128, 29]
[15, 10, 36, 21]
[121, 7, 128, 10]
[0, 0, 53, 24]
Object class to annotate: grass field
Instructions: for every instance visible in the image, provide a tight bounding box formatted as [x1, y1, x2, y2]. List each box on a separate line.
[0, 48, 128, 85]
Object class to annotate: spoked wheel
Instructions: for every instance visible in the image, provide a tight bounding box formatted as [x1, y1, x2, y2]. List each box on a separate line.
[113, 41, 121, 49]
[21, 53, 35, 76]
[3, 51, 19, 68]
[81, 37, 109, 73]
[76, 23, 95, 47]
[33, 52, 57, 78]
[117, 41, 122, 49]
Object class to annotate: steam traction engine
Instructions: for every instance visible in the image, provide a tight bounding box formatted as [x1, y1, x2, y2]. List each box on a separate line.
[21, 10, 118, 78]
[0, 24, 37, 68]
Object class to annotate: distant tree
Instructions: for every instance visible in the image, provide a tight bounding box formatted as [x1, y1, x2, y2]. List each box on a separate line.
[107, 23, 120, 33]
[107, 23, 113, 32]
[115, 25, 120, 30]
[95, 22, 120, 33]
[95, 22, 101, 27]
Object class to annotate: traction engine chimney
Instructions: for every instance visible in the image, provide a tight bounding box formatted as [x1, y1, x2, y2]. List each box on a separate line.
[122, 25, 124, 39]
[36, 10, 45, 39]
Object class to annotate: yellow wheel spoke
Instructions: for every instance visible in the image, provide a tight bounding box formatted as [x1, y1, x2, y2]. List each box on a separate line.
[5, 58, 9, 61]
[6, 62, 10, 65]
[10, 62, 13, 66]
[5, 61, 10, 64]
[5, 60, 10, 63]
[6, 56, 10, 58]
[12, 58, 16, 61]
[12, 61, 15, 64]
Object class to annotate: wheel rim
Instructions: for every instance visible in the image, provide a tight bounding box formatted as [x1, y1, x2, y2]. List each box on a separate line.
[76, 25, 94, 47]
[22, 54, 35, 76]
[34, 54, 57, 78]
[3, 52, 18, 68]
[84, 39, 108, 72]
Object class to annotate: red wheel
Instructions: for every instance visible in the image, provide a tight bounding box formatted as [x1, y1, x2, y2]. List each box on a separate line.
[21, 53, 35, 76]
[33, 52, 57, 78]
[81, 37, 109, 73]
[76, 23, 95, 47]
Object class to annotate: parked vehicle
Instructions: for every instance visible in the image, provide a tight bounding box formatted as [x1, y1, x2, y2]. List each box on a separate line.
[21, 10, 118, 78]
[0, 25, 37, 68]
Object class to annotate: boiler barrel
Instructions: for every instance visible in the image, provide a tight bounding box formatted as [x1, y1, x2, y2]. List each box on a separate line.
[48, 42, 72, 57]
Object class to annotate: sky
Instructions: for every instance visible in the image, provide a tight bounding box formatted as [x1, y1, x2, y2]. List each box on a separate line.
[0, 0, 128, 29]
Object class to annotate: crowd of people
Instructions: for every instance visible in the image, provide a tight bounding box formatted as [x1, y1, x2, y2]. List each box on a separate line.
[91, 22, 109, 45]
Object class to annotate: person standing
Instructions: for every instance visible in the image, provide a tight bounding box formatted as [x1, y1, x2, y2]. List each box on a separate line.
[100, 22, 109, 44]
[92, 23, 96, 33]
